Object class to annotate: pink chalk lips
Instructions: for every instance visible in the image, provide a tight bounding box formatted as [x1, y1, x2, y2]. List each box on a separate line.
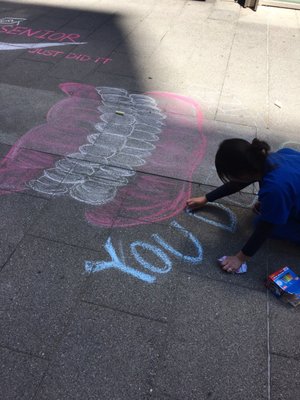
[0, 83, 206, 227]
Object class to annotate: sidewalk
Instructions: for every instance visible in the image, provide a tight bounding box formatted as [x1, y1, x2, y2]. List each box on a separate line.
[0, 1, 300, 399]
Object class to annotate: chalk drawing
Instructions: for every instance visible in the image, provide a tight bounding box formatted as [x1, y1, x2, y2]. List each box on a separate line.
[85, 221, 203, 283]
[152, 220, 203, 264]
[0, 83, 206, 228]
[186, 202, 237, 233]
[0, 41, 87, 51]
[0, 25, 83, 42]
[130, 242, 172, 274]
[28, 87, 166, 206]
[85, 237, 156, 283]
[0, 17, 26, 26]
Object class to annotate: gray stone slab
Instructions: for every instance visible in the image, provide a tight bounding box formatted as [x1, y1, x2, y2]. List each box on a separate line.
[0, 83, 63, 142]
[216, 23, 268, 129]
[1, 58, 54, 88]
[0, 235, 97, 356]
[36, 302, 167, 400]
[268, 57, 300, 135]
[271, 354, 300, 400]
[154, 274, 268, 400]
[0, 142, 10, 158]
[0, 191, 47, 268]
[0, 347, 48, 400]
[31, 195, 115, 249]
[63, 11, 114, 31]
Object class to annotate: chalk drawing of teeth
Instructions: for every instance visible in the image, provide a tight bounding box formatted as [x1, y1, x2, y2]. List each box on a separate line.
[0, 83, 206, 227]
[0, 41, 87, 51]
[0, 17, 26, 26]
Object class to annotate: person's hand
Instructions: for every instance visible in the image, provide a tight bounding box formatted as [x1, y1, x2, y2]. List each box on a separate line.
[219, 252, 248, 273]
[186, 196, 208, 211]
[220, 256, 242, 273]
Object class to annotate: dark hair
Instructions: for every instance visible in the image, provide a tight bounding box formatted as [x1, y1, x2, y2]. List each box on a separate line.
[215, 138, 270, 183]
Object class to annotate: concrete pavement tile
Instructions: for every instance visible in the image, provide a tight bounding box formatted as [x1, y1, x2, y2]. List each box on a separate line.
[0, 83, 63, 142]
[267, 7, 298, 30]
[0, 191, 47, 268]
[36, 302, 167, 400]
[61, 11, 114, 31]
[267, 237, 300, 260]
[271, 354, 300, 400]
[154, 275, 268, 400]
[208, 8, 240, 23]
[173, 1, 214, 23]
[82, 267, 178, 322]
[268, 57, 300, 135]
[30, 195, 115, 249]
[1, 58, 54, 88]
[0, 347, 48, 400]
[0, 236, 97, 356]
[0, 142, 10, 158]
[269, 27, 300, 61]
[217, 27, 268, 129]
[0, 50, 27, 70]
[83, 17, 129, 55]
[96, 50, 140, 78]
[114, 16, 171, 56]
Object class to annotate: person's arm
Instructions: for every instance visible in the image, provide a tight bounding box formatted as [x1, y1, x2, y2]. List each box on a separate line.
[186, 181, 253, 211]
[205, 181, 253, 202]
[220, 220, 274, 272]
[241, 220, 274, 257]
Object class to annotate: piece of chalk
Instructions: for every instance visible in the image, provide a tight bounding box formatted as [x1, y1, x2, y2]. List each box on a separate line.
[218, 256, 247, 274]
[115, 110, 124, 115]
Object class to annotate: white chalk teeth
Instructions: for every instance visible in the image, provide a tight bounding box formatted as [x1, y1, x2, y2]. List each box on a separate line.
[28, 87, 165, 205]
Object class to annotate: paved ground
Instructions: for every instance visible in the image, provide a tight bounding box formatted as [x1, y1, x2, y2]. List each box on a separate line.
[0, 0, 300, 399]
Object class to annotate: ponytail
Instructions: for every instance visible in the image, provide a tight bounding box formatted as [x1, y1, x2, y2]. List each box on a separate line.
[215, 138, 270, 182]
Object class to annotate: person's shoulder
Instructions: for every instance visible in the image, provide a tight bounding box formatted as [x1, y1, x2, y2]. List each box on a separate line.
[276, 147, 300, 156]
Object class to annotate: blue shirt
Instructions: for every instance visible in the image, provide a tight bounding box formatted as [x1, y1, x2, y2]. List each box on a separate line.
[259, 148, 300, 225]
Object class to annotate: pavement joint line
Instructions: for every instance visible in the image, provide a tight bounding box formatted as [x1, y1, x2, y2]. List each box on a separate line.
[143, 273, 183, 399]
[213, 5, 241, 121]
[266, 14, 270, 130]
[0, 343, 50, 362]
[31, 297, 87, 400]
[180, 269, 267, 294]
[0, 238, 23, 274]
[26, 232, 112, 254]
[270, 351, 300, 362]
[80, 299, 169, 324]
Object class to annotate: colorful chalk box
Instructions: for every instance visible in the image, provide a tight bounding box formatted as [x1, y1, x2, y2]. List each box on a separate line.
[266, 267, 300, 307]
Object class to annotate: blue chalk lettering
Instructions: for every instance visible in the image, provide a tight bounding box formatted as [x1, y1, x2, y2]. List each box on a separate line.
[130, 241, 172, 273]
[188, 202, 237, 233]
[152, 220, 203, 264]
[84, 237, 156, 283]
